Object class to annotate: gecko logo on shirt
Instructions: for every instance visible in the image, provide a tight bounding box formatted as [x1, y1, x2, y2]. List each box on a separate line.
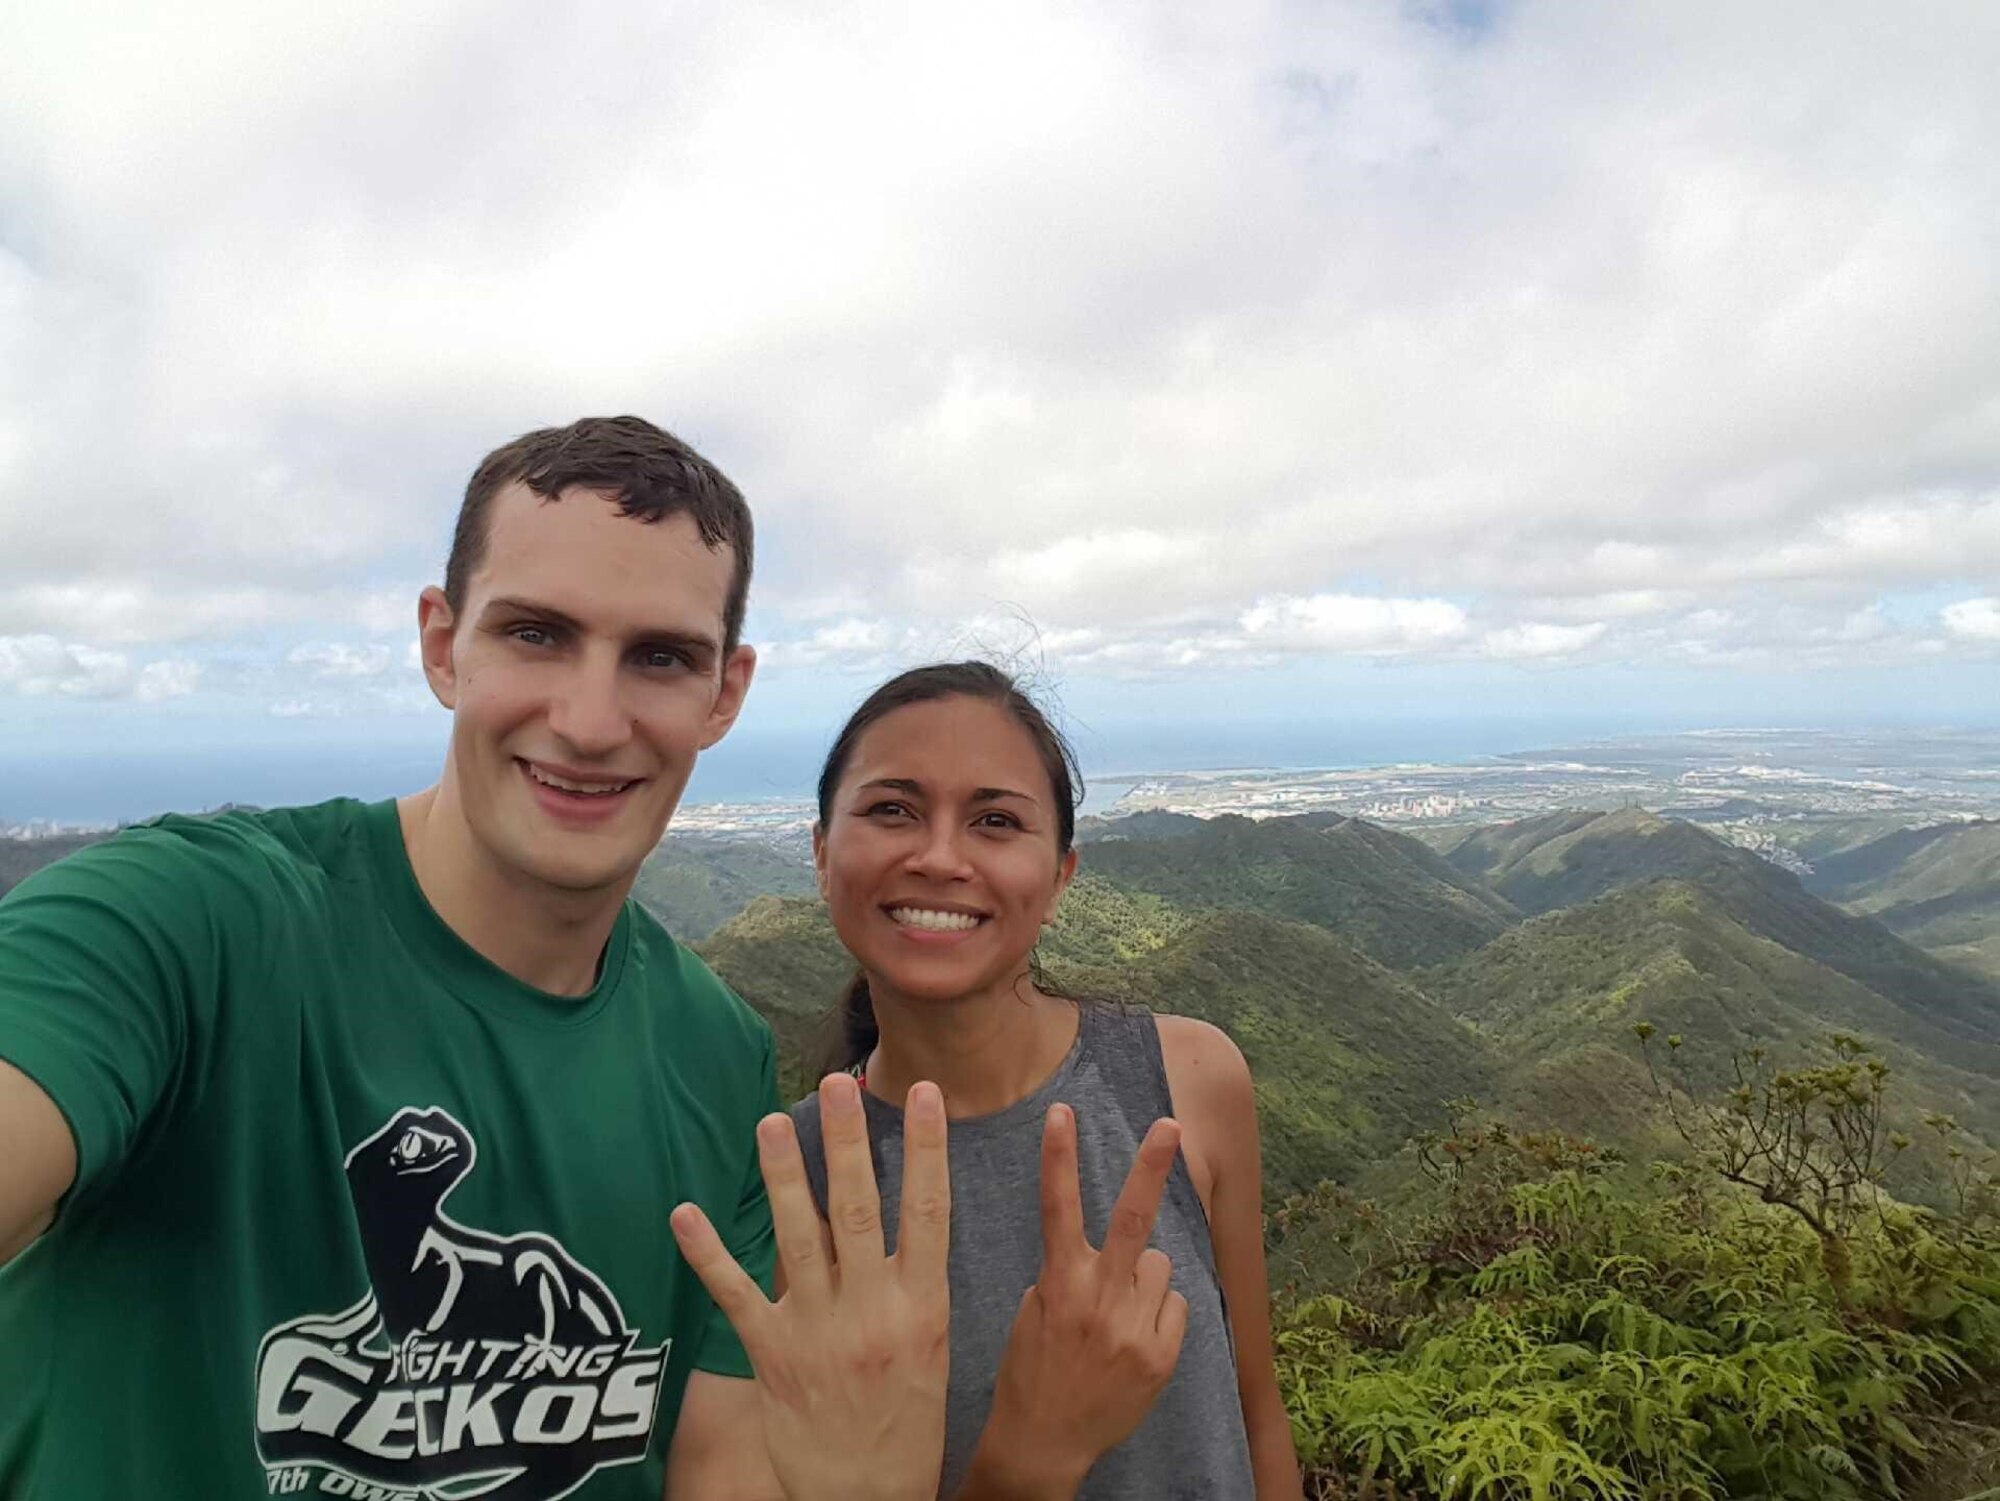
[253, 1106, 670, 1500]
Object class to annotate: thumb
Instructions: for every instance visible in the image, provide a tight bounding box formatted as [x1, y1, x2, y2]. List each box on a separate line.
[671, 1202, 772, 1353]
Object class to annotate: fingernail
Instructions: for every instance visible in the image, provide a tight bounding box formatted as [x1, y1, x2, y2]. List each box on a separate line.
[1048, 1103, 1072, 1129]
[823, 1072, 858, 1108]
[756, 1115, 788, 1148]
[908, 1081, 943, 1121]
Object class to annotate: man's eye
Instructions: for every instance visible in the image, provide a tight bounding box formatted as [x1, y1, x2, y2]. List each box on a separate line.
[510, 625, 554, 647]
[638, 648, 689, 671]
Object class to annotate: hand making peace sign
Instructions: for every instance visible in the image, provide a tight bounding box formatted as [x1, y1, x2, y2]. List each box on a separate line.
[961, 1105, 1190, 1497]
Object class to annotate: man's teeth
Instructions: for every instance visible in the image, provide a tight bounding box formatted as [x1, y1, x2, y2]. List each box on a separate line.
[528, 765, 634, 796]
[889, 907, 981, 932]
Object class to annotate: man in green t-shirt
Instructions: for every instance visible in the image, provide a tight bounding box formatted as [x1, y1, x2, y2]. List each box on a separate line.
[0, 417, 956, 1499]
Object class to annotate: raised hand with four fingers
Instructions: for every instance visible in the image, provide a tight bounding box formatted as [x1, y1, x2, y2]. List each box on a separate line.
[671, 1072, 953, 1501]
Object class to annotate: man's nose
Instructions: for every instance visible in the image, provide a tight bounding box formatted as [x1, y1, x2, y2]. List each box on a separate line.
[546, 657, 633, 758]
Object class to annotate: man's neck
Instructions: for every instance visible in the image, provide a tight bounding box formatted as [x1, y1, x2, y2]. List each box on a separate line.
[864, 979, 1080, 1120]
[396, 785, 630, 997]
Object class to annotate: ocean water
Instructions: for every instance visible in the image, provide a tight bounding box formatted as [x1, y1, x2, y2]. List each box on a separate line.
[0, 713, 1657, 828]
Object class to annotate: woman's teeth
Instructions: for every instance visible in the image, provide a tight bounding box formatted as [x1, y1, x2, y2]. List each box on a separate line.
[889, 907, 981, 932]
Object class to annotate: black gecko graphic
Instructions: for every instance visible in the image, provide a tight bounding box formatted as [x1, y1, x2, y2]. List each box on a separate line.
[345, 1108, 623, 1350]
[254, 1106, 667, 1501]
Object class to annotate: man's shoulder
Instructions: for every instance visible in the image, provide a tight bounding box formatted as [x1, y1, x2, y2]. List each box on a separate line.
[4, 797, 374, 915]
[625, 902, 773, 1047]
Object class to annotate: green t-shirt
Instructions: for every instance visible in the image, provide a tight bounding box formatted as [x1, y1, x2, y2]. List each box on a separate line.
[0, 797, 777, 1499]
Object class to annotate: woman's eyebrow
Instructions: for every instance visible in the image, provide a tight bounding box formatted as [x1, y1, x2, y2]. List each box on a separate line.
[854, 779, 1037, 805]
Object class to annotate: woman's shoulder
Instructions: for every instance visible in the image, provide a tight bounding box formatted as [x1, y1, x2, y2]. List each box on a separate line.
[1150, 1014, 1257, 1209]
[1152, 1013, 1253, 1108]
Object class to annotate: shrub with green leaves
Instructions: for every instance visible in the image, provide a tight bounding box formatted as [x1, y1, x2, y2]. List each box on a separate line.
[1272, 1111, 2000, 1500]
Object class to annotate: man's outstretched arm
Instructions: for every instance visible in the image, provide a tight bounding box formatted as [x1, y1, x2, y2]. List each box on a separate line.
[0, 1057, 75, 1266]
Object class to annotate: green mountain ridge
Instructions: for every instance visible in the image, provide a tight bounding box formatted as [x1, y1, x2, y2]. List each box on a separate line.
[1079, 812, 1519, 969]
[1437, 807, 2000, 1048]
[631, 837, 815, 941]
[697, 882, 1495, 1197]
[1423, 878, 2000, 1142]
[1046, 906, 1495, 1196]
[1803, 818, 2000, 981]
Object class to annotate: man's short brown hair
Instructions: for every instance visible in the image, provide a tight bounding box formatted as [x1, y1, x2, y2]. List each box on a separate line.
[445, 416, 755, 655]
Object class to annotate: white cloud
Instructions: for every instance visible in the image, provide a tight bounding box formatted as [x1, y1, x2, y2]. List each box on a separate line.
[1943, 597, 2000, 642]
[1239, 594, 1469, 655]
[2, 0, 1998, 706]
[1480, 622, 1608, 660]
[0, 634, 198, 699]
[288, 642, 395, 679]
[136, 659, 202, 701]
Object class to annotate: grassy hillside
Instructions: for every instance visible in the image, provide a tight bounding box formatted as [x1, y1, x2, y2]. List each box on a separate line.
[1074, 809, 1207, 843]
[694, 895, 854, 1097]
[1047, 908, 1495, 1195]
[1424, 878, 2000, 1142]
[1080, 813, 1519, 969]
[631, 837, 815, 940]
[1803, 818, 2000, 980]
[1439, 808, 2000, 1048]
[698, 882, 1495, 1196]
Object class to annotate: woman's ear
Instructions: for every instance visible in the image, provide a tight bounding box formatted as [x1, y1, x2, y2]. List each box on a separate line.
[1043, 847, 1079, 924]
[811, 822, 829, 900]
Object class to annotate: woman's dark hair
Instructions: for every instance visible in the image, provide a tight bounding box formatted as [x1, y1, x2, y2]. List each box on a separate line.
[814, 661, 1083, 1076]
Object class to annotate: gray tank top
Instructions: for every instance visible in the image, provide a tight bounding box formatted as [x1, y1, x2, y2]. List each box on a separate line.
[791, 1003, 1256, 1499]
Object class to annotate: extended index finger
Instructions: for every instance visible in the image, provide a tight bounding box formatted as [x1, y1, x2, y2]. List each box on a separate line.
[1098, 1117, 1182, 1283]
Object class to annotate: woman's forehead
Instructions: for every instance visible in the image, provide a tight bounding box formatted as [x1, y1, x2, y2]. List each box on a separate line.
[845, 697, 1051, 794]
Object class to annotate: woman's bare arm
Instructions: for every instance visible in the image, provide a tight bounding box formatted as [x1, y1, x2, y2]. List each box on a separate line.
[1157, 1016, 1305, 1500]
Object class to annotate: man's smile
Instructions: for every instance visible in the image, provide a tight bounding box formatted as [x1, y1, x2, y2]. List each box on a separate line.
[518, 758, 646, 811]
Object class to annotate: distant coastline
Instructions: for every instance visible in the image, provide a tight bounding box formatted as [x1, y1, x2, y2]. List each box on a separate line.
[10, 725, 2000, 839]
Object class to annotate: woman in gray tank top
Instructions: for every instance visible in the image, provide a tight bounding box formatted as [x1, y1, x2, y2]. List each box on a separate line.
[790, 663, 1303, 1499]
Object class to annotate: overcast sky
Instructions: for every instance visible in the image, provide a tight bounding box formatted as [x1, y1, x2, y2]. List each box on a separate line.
[4, 0, 1999, 801]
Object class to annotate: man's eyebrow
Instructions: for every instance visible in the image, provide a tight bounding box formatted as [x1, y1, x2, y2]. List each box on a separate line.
[481, 596, 587, 631]
[479, 597, 719, 653]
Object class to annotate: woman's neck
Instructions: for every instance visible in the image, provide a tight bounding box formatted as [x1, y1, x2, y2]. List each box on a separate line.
[863, 977, 1080, 1120]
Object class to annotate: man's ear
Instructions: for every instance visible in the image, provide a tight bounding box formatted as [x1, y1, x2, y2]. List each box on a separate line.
[699, 643, 758, 750]
[1043, 847, 1080, 925]
[416, 587, 459, 710]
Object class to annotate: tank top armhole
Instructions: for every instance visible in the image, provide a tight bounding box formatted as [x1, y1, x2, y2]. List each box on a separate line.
[1089, 1005, 1228, 1305]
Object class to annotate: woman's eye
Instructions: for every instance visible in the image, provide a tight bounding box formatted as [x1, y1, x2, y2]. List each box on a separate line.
[976, 812, 1023, 831]
[864, 800, 913, 819]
